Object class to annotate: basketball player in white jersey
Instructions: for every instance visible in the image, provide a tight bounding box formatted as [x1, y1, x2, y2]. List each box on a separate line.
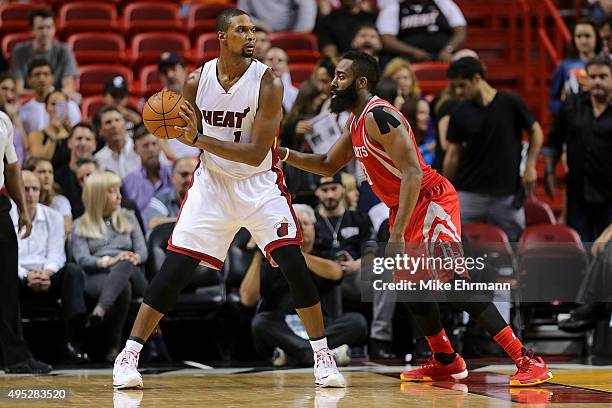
[113, 9, 346, 389]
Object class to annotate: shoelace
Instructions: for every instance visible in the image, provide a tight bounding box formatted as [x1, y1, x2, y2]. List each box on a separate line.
[516, 350, 535, 374]
[315, 349, 336, 376]
[119, 351, 139, 373]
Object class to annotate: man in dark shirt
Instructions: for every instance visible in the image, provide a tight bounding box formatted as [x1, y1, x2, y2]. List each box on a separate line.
[240, 204, 367, 366]
[377, 0, 467, 62]
[317, 0, 375, 61]
[545, 56, 612, 241]
[443, 57, 543, 241]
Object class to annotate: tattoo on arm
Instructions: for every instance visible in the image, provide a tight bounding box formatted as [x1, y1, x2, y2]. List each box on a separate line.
[371, 107, 401, 134]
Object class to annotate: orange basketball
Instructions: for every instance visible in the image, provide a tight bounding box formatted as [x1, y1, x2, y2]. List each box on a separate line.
[142, 91, 188, 139]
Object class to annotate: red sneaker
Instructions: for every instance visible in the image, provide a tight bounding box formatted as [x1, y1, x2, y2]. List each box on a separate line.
[509, 351, 553, 386]
[400, 354, 468, 382]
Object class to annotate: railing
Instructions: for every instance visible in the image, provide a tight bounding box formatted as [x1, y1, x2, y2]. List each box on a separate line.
[534, 0, 571, 124]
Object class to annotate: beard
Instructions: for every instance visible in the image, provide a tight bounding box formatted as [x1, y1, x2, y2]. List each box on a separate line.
[242, 48, 254, 58]
[330, 81, 358, 113]
[321, 197, 341, 211]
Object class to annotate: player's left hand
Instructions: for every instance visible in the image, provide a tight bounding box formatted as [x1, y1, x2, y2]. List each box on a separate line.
[385, 234, 405, 264]
[176, 101, 199, 144]
[522, 164, 537, 195]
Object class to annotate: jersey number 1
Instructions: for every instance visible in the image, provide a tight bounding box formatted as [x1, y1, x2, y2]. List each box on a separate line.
[233, 131, 241, 143]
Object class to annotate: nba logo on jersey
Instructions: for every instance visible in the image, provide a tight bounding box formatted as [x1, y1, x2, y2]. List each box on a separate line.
[274, 218, 290, 237]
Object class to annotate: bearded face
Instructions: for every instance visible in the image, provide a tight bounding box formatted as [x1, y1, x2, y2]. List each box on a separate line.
[330, 79, 359, 113]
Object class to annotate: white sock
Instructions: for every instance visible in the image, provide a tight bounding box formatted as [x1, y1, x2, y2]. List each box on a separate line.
[125, 339, 143, 354]
[310, 337, 328, 353]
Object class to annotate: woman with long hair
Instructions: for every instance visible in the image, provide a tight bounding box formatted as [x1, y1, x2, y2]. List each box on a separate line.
[381, 58, 421, 108]
[549, 18, 603, 115]
[71, 171, 147, 362]
[28, 90, 72, 169]
[23, 157, 72, 236]
[401, 97, 436, 166]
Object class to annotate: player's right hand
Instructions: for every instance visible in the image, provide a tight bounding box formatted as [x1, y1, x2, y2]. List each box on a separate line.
[176, 101, 199, 144]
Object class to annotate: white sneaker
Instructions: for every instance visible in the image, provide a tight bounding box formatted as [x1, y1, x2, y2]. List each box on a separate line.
[272, 347, 287, 367]
[314, 348, 346, 388]
[332, 344, 351, 367]
[113, 349, 143, 389]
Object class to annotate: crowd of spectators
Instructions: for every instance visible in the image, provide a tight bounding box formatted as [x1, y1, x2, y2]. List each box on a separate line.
[0, 1, 611, 371]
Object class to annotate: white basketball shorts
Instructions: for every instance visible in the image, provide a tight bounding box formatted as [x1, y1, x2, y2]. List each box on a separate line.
[167, 164, 302, 269]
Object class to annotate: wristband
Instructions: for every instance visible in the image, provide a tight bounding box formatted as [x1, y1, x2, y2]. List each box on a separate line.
[281, 148, 290, 162]
[191, 131, 201, 145]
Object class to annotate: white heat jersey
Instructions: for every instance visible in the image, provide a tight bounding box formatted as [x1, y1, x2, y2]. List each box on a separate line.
[196, 58, 271, 179]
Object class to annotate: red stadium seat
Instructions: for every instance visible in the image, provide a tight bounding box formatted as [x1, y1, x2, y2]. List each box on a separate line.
[270, 32, 318, 51]
[524, 195, 556, 227]
[518, 225, 586, 303]
[130, 32, 191, 68]
[76, 64, 133, 96]
[138, 64, 163, 97]
[412, 62, 449, 94]
[57, 2, 120, 39]
[286, 50, 321, 64]
[67, 32, 126, 65]
[123, 2, 182, 36]
[81, 95, 142, 120]
[462, 223, 513, 258]
[187, 3, 229, 39]
[194, 33, 220, 63]
[2, 33, 32, 60]
[0, 3, 43, 35]
[289, 63, 316, 86]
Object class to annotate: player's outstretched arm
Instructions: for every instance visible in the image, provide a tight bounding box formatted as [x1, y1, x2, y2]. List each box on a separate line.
[365, 107, 423, 242]
[177, 69, 283, 167]
[276, 128, 355, 176]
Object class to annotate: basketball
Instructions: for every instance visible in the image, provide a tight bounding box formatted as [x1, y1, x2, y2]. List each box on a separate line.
[142, 91, 187, 139]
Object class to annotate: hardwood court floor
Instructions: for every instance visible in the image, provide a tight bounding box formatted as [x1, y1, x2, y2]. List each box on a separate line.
[1, 364, 611, 407]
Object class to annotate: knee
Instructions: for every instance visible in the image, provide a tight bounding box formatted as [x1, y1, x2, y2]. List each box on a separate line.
[251, 313, 269, 338]
[63, 263, 86, 282]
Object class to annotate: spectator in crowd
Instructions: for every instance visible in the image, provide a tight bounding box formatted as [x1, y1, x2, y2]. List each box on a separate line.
[0, 74, 28, 164]
[559, 221, 612, 332]
[351, 23, 383, 60]
[100, 76, 142, 138]
[0, 110, 52, 374]
[54, 122, 97, 217]
[317, 0, 375, 61]
[381, 58, 421, 108]
[599, 15, 612, 56]
[550, 19, 602, 115]
[318, 0, 376, 16]
[443, 57, 543, 241]
[156, 52, 200, 160]
[71, 171, 148, 362]
[147, 156, 199, 230]
[313, 174, 374, 312]
[253, 26, 272, 61]
[341, 172, 359, 211]
[27, 90, 72, 169]
[401, 97, 436, 165]
[264, 47, 299, 112]
[241, 204, 367, 367]
[122, 127, 173, 228]
[23, 157, 72, 236]
[238, 0, 317, 32]
[430, 48, 480, 171]
[545, 56, 612, 242]
[94, 107, 142, 179]
[591, 0, 612, 24]
[17, 58, 80, 136]
[158, 52, 187, 94]
[14, 171, 89, 363]
[10, 9, 79, 98]
[377, 0, 467, 62]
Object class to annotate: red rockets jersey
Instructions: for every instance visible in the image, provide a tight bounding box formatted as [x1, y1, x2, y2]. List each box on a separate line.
[349, 96, 445, 209]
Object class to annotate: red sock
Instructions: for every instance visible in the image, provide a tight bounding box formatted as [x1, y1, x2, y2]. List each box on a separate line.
[425, 329, 454, 354]
[493, 326, 523, 362]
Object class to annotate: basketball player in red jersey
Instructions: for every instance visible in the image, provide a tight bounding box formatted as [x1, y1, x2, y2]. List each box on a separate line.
[113, 9, 345, 389]
[277, 51, 552, 386]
